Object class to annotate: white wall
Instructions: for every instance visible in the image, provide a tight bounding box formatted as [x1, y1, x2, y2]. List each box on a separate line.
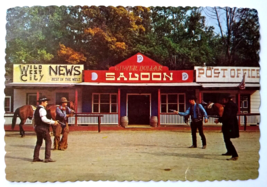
[13, 87, 83, 112]
[251, 90, 260, 113]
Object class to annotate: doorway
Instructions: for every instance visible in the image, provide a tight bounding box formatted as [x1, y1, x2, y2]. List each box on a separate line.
[127, 94, 150, 125]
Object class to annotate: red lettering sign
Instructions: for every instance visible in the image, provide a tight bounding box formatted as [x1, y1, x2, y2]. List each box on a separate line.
[84, 53, 193, 83]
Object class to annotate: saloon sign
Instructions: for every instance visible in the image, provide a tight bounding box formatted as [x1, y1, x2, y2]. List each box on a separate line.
[84, 53, 193, 83]
[13, 64, 84, 83]
[194, 66, 260, 83]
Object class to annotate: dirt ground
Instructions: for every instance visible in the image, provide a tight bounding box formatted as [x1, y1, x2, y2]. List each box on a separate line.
[3, 129, 263, 184]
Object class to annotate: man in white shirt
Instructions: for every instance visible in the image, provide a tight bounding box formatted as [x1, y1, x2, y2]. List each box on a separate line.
[33, 96, 59, 163]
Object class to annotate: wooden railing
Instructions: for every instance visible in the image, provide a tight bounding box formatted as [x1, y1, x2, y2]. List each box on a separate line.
[237, 113, 260, 131]
[73, 113, 104, 132]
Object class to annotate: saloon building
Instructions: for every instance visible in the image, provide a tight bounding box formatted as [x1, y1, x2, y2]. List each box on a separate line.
[5, 53, 260, 128]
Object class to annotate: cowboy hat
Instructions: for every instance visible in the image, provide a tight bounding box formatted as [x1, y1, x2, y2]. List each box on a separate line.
[223, 93, 234, 99]
[60, 97, 69, 103]
[187, 95, 197, 101]
[37, 96, 50, 102]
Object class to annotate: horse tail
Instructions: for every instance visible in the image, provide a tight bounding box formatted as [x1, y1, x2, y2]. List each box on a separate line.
[12, 107, 20, 130]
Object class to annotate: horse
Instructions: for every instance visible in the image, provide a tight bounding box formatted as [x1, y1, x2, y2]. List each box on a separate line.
[11, 101, 75, 137]
[183, 101, 224, 124]
[11, 105, 36, 137]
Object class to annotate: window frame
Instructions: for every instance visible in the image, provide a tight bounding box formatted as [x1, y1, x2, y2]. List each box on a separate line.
[92, 93, 118, 113]
[5, 96, 11, 112]
[55, 93, 69, 105]
[160, 93, 186, 113]
[26, 93, 38, 105]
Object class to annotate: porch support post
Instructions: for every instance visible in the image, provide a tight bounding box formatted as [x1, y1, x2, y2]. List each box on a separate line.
[118, 88, 121, 127]
[36, 91, 39, 105]
[75, 88, 78, 126]
[237, 92, 241, 127]
[158, 88, 161, 127]
[198, 91, 202, 103]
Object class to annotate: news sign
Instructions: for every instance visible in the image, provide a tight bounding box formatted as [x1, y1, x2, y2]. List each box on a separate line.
[13, 64, 84, 83]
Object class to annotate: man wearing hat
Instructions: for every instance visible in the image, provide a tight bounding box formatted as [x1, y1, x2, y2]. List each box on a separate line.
[33, 96, 59, 163]
[215, 94, 239, 161]
[174, 95, 208, 149]
[53, 97, 74, 151]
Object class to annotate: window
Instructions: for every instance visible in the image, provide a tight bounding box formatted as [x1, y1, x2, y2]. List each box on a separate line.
[56, 93, 69, 105]
[5, 96, 11, 112]
[27, 93, 38, 105]
[161, 94, 185, 113]
[240, 94, 250, 113]
[92, 93, 118, 113]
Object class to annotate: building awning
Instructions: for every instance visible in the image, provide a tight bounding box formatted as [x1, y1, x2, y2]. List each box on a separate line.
[5, 82, 260, 88]
[200, 83, 260, 88]
[76, 82, 201, 86]
[6, 83, 76, 87]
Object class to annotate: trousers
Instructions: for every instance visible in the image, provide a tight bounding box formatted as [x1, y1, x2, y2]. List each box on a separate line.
[223, 130, 238, 157]
[33, 125, 52, 159]
[52, 123, 69, 150]
[190, 120, 206, 146]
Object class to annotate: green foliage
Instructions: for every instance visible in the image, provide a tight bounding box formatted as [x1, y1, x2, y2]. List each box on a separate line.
[5, 6, 260, 75]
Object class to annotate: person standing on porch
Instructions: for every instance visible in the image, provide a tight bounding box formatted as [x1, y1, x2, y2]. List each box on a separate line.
[33, 96, 59, 163]
[215, 94, 239, 161]
[174, 95, 208, 149]
[53, 97, 74, 151]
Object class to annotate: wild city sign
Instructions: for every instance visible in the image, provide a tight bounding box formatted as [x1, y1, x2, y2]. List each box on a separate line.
[84, 53, 194, 83]
[194, 66, 260, 83]
[13, 64, 84, 83]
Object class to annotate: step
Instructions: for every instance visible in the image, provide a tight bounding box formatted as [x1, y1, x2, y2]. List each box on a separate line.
[124, 125, 152, 129]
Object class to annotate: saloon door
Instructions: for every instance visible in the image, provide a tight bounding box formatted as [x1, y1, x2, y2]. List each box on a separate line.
[128, 95, 150, 125]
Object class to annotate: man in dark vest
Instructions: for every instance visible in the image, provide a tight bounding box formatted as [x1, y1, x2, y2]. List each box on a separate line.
[33, 96, 59, 163]
[53, 97, 74, 151]
[174, 95, 208, 149]
[215, 94, 239, 161]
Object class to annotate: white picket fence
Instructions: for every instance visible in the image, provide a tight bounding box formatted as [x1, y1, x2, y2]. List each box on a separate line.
[5, 113, 259, 126]
[4, 113, 118, 126]
[160, 114, 260, 126]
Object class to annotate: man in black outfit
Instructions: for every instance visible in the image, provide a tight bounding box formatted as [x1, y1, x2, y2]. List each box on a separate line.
[33, 96, 59, 163]
[174, 95, 208, 149]
[215, 94, 239, 161]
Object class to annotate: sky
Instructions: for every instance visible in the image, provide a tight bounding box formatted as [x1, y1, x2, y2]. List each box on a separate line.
[0, 1, 267, 187]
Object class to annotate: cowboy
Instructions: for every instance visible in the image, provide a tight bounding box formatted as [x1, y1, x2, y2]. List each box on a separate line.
[33, 96, 59, 163]
[53, 97, 74, 151]
[174, 95, 208, 149]
[215, 94, 239, 161]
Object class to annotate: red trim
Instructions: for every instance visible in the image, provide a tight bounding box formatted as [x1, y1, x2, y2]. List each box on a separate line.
[75, 88, 78, 126]
[237, 92, 241, 127]
[36, 91, 39, 105]
[198, 91, 202, 103]
[5, 125, 259, 132]
[90, 112, 119, 114]
[158, 89, 161, 127]
[118, 88, 121, 127]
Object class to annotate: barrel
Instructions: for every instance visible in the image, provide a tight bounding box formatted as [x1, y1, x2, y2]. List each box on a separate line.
[121, 116, 129, 127]
[150, 116, 158, 127]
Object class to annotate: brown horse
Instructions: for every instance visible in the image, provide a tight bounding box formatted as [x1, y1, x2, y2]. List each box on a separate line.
[184, 101, 224, 124]
[11, 101, 75, 137]
[11, 105, 36, 137]
[203, 101, 224, 117]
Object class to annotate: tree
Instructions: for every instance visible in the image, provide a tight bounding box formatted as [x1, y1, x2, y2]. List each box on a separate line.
[203, 7, 260, 66]
[80, 6, 151, 69]
[5, 6, 75, 74]
[141, 7, 216, 69]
